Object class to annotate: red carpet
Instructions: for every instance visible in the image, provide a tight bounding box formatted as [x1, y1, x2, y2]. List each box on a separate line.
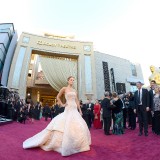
[0, 119, 160, 160]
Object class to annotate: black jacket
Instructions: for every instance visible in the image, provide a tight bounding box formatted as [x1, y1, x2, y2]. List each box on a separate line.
[112, 99, 123, 114]
[86, 103, 94, 115]
[101, 98, 111, 118]
[128, 96, 135, 109]
[134, 88, 150, 110]
[81, 104, 87, 115]
[149, 89, 154, 109]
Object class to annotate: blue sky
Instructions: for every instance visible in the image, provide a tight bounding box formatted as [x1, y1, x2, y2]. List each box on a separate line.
[1, 0, 160, 85]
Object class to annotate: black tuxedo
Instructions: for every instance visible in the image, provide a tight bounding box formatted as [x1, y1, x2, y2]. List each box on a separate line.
[147, 89, 154, 125]
[149, 89, 154, 110]
[14, 101, 22, 121]
[86, 103, 94, 128]
[35, 105, 41, 120]
[81, 104, 89, 126]
[149, 89, 155, 130]
[134, 88, 150, 134]
[101, 97, 112, 134]
[53, 104, 60, 116]
[128, 96, 136, 129]
[59, 106, 65, 113]
[43, 105, 51, 121]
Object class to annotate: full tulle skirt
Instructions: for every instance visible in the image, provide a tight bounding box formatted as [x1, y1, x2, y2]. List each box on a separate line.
[23, 106, 91, 156]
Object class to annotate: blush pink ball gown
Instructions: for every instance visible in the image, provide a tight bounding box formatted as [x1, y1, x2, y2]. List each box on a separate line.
[23, 92, 91, 156]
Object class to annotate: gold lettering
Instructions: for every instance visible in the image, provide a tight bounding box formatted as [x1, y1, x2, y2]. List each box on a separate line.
[37, 40, 76, 49]
[37, 41, 43, 45]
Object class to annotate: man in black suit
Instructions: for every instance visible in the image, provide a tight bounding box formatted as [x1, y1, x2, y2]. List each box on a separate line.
[43, 103, 51, 121]
[86, 99, 94, 128]
[149, 80, 156, 132]
[101, 91, 112, 135]
[35, 102, 41, 120]
[134, 81, 150, 136]
[80, 100, 88, 125]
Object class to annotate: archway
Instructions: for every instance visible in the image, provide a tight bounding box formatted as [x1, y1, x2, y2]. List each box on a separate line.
[26, 51, 78, 106]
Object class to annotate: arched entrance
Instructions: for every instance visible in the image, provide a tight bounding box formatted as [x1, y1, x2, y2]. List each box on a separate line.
[26, 50, 78, 105]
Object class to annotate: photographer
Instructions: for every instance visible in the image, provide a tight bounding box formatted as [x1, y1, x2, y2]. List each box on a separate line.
[43, 103, 51, 121]
[80, 100, 89, 127]
[18, 107, 27, 124]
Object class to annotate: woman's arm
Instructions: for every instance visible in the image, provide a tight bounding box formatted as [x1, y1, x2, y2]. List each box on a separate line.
[56, 87, 66, 107]
[75, 92, 82, 115]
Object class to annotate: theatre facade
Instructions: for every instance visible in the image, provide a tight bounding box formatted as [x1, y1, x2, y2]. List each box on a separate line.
[7, 32, 97, 104]
[7, 32, 144, 104]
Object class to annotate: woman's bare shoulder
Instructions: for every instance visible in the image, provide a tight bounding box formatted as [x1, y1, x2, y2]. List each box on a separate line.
[58, 87, 67, 94]
[61, 87, 67, 90]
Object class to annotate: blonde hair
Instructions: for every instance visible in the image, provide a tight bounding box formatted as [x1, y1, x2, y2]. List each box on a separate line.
[154, 86, 160, 94]
[67, 76, 74, 81]
[112, 92, 118, 98]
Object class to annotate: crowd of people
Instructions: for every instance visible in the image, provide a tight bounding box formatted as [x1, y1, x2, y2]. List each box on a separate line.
[5, 80, 160, 137]
[6, 91, 65, 124]
[80, 80, 160, 137]
[80, 92, 130, 135]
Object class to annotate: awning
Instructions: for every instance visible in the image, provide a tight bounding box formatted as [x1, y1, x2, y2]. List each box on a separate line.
[126, 77, 144, 84]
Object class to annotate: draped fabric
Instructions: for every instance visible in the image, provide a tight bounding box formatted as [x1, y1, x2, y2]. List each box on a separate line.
[39, 56, 77, 92]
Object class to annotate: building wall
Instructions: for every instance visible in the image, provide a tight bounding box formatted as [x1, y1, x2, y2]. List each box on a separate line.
[7, 31, 144, 101]
[7, 32, 97, 100]
[0, 23, 17, 85]
[1, 31, 17, 86]
[94, 51, 144, 99]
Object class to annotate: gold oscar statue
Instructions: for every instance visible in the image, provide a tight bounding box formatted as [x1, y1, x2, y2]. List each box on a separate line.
[149, 65, 160, 85]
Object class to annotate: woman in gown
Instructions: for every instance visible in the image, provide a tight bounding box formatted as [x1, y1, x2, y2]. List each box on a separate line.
[93, 100, 102, 129]
[111, 92, 124, 135]
[23, 76, 91, 156]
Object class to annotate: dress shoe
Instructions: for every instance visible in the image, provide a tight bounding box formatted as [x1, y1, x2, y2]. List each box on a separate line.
[138, 132, 143, 136]
[105, 133, 112, 135]
[145, 133, 148, 137]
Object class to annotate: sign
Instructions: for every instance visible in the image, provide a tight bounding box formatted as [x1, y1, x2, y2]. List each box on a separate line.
[37, 40, 76, 49]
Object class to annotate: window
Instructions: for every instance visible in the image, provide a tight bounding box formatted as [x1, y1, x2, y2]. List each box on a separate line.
[12, 47, 26, 88]
[130, 85, 137, 93]
[22, 36, 30, 43]
[0, 23, 14, 38]
[116, 83, 126, 94]
[85, 55, 92, 93]
[102, 62, 111, 91]
[0, 49, 5, 62]
[131, 64, 137, 76]
[83, 45, 91, 52]
[0, 60, 3, 72]
[0, 23, 14, 32]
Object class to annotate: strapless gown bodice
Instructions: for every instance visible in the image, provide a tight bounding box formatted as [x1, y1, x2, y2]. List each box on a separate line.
[23, 92, 91, 156]
[65, 92, 77, 109]
[65, 91, 76, 102]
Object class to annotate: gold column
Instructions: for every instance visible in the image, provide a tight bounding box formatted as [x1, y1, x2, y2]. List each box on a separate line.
[37, 91, 40, 102]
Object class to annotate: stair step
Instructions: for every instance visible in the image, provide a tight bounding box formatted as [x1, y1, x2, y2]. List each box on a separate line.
[0, 118, 13, 126]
